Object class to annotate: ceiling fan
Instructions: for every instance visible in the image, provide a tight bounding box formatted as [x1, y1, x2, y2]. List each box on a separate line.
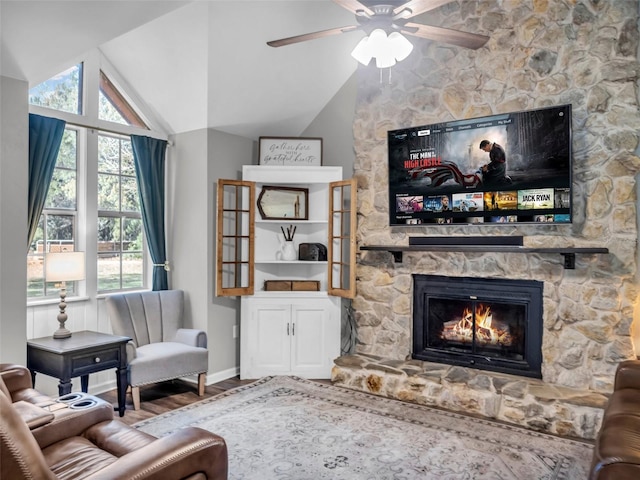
[267, 0, 490, 67]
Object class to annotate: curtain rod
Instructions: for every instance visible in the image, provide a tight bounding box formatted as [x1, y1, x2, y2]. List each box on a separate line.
[66, 120, 172, 146]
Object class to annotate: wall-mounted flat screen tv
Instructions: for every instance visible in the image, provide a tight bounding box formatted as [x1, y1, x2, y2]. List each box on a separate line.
[388, 104, 572, 226]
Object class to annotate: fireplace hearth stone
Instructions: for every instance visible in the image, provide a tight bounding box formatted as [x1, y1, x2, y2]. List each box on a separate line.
[332, 354, 607, 441]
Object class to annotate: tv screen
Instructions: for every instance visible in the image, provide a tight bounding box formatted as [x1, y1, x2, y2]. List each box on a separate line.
[387, 104, 572, 226]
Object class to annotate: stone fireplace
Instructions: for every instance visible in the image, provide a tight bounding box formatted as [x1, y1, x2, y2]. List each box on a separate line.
[331, 1, 640, 442]
[412, 274, 543, 378]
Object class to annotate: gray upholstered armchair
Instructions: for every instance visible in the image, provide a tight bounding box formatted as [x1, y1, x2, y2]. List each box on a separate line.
[105, 290, 208, 410]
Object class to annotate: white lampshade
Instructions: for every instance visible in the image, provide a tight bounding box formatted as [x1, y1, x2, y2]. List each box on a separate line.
[388, 32, 414, 62]
[351, 35, 373, 65]
[46, 252, 85, 282]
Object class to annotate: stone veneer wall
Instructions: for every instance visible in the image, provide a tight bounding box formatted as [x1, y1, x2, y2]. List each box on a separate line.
[333, 1, 640, 439]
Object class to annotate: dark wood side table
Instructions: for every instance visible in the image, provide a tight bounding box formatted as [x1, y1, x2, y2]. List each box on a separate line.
[27, 330, 130, 417]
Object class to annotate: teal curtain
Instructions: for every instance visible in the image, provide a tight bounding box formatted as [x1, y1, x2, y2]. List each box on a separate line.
[27, 114, 66, 251]
[131, 135, 168, 291]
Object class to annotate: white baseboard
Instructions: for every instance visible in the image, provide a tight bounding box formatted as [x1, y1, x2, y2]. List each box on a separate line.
[87, 367, 241, 395]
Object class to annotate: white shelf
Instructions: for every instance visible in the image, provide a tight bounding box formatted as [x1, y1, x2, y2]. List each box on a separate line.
[256, 219, 328, 224]
[251, 290, 331, 298]
[256, 260, 327, 265]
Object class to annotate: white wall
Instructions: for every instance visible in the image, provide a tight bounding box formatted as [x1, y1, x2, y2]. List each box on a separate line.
[0, 76, 28, 364]
[169, 128, 254, 382]
[303, 71, 357, 174]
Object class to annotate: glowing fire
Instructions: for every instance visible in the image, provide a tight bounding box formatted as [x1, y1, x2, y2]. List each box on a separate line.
[441, 303, 513, 346]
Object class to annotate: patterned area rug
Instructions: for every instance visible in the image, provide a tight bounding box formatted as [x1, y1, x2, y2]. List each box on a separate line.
[135, 376, 593, 479]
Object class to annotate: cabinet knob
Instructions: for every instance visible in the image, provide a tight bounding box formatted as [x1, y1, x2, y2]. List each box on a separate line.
[94, 357, 101, 363]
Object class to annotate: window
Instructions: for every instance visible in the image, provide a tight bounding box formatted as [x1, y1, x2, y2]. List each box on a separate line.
[28, 64, 83, 115]
[27, 54, 164, 302]
[97, 135, 144, 292]
[27, 129, 79, 298]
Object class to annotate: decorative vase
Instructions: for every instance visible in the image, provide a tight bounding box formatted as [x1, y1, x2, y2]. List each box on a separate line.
[277, 240, 297, 261]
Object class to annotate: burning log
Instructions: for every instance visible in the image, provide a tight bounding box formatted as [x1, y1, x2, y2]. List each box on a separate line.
[440, 304, 513, 346]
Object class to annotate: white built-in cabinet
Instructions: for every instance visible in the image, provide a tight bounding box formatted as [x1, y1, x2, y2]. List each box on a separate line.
[216, 166, 356, 379]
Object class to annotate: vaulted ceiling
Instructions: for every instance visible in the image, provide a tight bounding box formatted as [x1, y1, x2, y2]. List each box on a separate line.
[1, 1, 361, 138]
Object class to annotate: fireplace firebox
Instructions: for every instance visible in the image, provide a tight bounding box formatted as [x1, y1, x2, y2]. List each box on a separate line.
[412, 275, 543, 378]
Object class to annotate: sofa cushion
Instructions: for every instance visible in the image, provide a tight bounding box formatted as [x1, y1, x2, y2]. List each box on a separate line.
[43, 436, 118, 480]
[83, 419, 156, 457]
[129, 342, 208, 386]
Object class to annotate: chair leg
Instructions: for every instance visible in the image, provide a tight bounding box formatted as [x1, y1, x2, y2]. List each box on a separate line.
[132, 386, 141, 410]
[198, 373, 206, 396]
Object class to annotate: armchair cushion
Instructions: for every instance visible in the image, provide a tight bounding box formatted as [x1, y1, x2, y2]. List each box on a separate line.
[129, 342, 208, 386]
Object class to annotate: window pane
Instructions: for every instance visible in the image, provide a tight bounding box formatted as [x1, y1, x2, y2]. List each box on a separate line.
[99, 90, 128, 125]
[122, 252, 144, 289]
[98, 70, 148, 129]
[121, 176, 140, 212]
[123, 218, 142, 251]
[121, 141, 135, 176]
[57, 130, 77, 169]
[27, 254, 44, 297]
[98, 253, 121, 291]
[98, 136, 121, 174]
[98, 173, 120, 210]
[46, 215, 74, 251]
[98, 217, 120, 251]
[29, 217, 45, 255]
[28, 63, 83, 114]
[45, 169, 76, 209]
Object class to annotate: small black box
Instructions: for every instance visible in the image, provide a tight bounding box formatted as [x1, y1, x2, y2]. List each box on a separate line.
[298, 243, 327, 261]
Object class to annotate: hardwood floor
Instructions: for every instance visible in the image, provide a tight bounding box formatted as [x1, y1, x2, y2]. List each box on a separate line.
[97, 377, 255, 426]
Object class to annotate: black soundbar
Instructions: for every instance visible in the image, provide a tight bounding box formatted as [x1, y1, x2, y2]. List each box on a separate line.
[409, 236, 524, 246]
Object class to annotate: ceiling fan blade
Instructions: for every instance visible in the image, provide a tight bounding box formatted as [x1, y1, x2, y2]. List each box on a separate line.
[393, 0, 455, 20]
[402, 22, 489, 49]
[333, 0, 375, 17]
[267, 25, 359, 47]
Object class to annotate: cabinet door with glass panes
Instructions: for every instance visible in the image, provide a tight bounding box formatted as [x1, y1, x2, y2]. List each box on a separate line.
[216, 166, 355, 299]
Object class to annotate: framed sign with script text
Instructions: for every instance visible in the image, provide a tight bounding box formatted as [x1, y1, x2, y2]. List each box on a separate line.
[258, 137, 323, 166]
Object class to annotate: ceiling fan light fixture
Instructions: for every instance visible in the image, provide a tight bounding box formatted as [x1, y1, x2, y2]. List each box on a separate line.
[352, 29, 413, 69]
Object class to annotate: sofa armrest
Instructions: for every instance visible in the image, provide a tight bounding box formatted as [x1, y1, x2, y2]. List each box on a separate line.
[173, 328, 207, 348]
[84, 427, 227, 480]
[32, 398, 114, 449]
[614, 360, 640, 390]
[13, 400, 55, 429]
[0, 364, 34, 395]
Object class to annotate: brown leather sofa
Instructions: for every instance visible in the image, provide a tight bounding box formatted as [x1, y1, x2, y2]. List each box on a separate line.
[0, 363, 228, 479]
[589, 359, 640, 480]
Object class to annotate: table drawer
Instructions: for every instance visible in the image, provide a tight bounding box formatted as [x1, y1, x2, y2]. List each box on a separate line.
[71, 348, 120, 375]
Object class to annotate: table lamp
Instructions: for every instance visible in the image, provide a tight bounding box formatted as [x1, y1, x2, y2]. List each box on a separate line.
[46, 251, 85, 339]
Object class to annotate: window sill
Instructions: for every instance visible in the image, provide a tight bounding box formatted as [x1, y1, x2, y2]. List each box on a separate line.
[27, 296, 90, 308]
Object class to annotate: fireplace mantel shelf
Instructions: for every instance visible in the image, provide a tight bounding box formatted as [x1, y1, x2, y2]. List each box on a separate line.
[359, 245, 609, 269]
